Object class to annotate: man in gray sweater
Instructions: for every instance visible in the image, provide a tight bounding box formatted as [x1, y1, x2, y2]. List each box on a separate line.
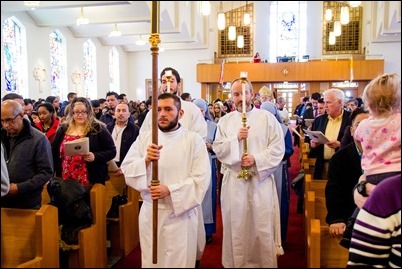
[1, 100, 53, 209]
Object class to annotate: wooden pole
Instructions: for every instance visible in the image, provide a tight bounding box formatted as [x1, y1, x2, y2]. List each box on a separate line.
[149, 1, 160, 264]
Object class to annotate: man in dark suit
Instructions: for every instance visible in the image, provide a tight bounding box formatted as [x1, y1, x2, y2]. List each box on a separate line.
[302, 92, 321, 125]
[302, 92, 322, 143]
[325, 108, 369, 237]
[309, 88, 351, 179]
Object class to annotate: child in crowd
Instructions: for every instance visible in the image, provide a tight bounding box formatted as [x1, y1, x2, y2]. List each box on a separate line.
[341, 73, 401, 249]
[354, 73, 401, 188]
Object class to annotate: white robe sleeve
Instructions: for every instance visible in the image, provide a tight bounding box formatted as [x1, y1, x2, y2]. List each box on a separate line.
[213, 110, 285, 181]
[168, 134, 210, 216]
[253, 114, 285, 179]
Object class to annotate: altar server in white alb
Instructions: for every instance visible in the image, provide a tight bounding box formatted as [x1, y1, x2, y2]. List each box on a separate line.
[121, 93, 210, 268]
[140, 67, 207, 139]
[213, 77, 285, 268]
[140, 67, 208, 262]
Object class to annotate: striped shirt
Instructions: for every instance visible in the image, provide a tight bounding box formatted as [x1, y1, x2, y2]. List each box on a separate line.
[347, 174, 401, 268]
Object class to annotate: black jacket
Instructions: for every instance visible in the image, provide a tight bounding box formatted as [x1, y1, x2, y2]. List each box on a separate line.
[1, 119, 53, 208]
[325, 142, 361, 225]
[309, 110, 351, 179]
[106, 120, 140, 166]
[51, 123, 116, 185]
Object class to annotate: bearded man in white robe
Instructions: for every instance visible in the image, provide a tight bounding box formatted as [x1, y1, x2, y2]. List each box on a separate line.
[213, 78, 285, 268]
[139, 67, 208, 263]
[121, 93, 210, 268]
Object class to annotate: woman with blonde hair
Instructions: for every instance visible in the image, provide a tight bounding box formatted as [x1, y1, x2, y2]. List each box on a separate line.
[51, 97, 116, 186]
[211, 101, 226, 123]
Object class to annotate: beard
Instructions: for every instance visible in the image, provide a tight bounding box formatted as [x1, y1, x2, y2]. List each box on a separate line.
[236, 101, 250, 112]
[158, 114, 180, 132]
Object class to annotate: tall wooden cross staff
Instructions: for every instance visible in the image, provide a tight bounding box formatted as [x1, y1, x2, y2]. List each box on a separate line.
[149, 1, 160, 264]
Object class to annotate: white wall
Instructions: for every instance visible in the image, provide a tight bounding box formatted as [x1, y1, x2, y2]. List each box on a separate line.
[1, 11, 129, 102]
[1, 1, 401, 102]
[126, 48, 212, 102]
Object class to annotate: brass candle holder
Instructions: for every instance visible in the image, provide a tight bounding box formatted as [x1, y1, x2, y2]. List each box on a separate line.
[237, 72, 253, 181]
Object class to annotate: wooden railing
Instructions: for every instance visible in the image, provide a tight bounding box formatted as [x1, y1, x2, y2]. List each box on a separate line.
[197, 60, 384, 83]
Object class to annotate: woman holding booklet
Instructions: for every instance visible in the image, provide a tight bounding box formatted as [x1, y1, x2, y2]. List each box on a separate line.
[52, 97, 116, 186]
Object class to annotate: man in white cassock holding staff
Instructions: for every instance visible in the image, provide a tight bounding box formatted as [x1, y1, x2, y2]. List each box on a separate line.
[213, 76, 285, 268]
[140, 67, 208, 264]
[121, 93, 210, 268]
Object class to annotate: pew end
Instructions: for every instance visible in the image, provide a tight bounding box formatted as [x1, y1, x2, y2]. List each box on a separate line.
[1, 205, 59, 268]
[67, 183, 107, 268]
[106, 173, 139, 258]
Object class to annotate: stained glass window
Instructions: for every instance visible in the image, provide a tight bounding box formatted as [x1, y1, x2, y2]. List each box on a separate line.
[269, 1, 307, 62]
[49, 30, 67, 99]
[2, 17, 27, 97]
[83, 40, 97, 99]
[109, 47, 120, 93]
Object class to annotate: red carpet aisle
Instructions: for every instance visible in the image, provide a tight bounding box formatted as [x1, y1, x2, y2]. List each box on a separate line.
[278, 145, 307, 268]
[113, 146, 306, 268]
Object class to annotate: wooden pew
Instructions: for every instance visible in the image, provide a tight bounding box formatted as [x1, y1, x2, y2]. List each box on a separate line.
[305, 190, 316, 255]
[1, 205, 59, 268]
[305, 188, 348, 268]
[305, 190, 327, 240]
[308, 219, 349, 268]
[42, 181, 107, 267]
[304, 173, 326, 198]
[304, 173, 327, 231]
[302, 155, 316, 175]
[105, 173, 139, 258]
[71, 183, 107, 268]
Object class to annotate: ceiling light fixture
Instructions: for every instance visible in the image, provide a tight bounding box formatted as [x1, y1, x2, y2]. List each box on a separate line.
[329, 31, 336, 45]
[340, 6, 350, 25]
[237, 35, 244, 48]
[324, 8, 332, 21]
[217, 1, 226, 31]
[334, 21, 342, 36]
[228, 26, 236, 41]
[76, 7, 89, 26]
[228, 2, 236, 41]
[243, 1, 250, 26]
[109, 23, 122, 37]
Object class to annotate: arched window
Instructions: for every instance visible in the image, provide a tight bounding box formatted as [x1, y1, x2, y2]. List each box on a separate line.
[83, 40, 97, 99]
[49, 30, 67, 99]
[109, 47, 120, 93]
[269, 1, 307, 62]
[2, 16, 28, 97]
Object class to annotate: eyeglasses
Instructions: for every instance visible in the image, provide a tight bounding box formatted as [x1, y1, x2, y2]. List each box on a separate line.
[1, 114, 20, 125]
[73, 110, 88, 115]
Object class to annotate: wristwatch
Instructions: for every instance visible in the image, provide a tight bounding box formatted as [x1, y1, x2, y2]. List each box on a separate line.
[356, 181, 368, 197]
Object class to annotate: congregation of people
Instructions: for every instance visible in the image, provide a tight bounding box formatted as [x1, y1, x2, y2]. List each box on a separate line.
[1, 69, 401, 268]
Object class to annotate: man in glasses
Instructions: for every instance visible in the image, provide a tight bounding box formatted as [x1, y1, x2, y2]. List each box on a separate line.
[1, 100, 53, 209]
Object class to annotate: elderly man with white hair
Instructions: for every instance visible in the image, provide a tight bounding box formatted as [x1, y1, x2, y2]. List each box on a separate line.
[309, 88, 351, 179]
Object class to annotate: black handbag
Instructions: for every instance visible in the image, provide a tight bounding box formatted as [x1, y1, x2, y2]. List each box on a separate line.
[107, 187, 128, 218]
